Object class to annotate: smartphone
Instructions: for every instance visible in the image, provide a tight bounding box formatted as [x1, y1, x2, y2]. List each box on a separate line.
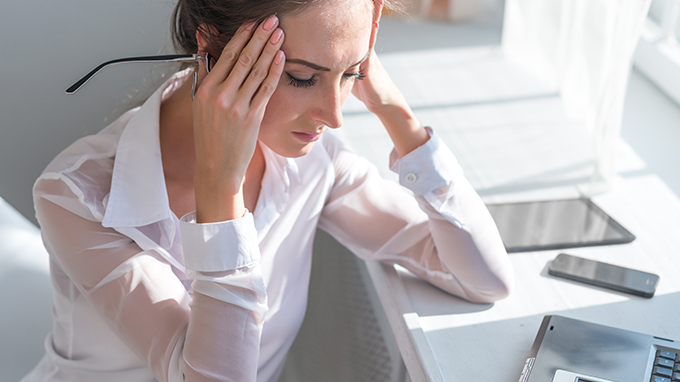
[548, 253, 659, 298]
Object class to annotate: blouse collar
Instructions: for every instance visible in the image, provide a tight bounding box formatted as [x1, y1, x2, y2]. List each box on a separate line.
[100, 68, 301, 244]
[102, 69, 191, 230]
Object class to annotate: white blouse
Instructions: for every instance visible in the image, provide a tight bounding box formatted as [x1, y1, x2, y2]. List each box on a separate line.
[23, 69, 513, 382]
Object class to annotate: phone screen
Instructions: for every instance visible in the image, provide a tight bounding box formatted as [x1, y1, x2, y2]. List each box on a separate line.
[548, 253, 659, 297]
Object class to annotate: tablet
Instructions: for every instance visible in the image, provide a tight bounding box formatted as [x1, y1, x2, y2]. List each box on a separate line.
[485, 198, 635, 253]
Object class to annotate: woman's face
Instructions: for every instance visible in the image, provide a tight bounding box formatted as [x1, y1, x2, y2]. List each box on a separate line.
[257, 0, 374, 157]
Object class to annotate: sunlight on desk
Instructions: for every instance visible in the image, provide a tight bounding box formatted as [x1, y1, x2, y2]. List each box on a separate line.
[412, 174, 680, 326]
[338, 46, 680, 382]
[339, 46, 646, 194]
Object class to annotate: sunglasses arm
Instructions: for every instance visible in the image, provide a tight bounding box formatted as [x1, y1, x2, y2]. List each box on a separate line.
[65, 54, 206, 94]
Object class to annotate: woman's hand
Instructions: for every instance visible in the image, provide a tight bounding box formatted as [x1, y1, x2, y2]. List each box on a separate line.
[350, 49, 404, 115]
[192, 16, 285, 223]
[351, 22, 429, 157]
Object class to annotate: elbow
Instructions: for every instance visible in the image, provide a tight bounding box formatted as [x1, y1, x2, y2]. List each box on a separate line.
[463, 265, 515, 304]
[465, 283, 511, 304]
[466, 241, 515, 304]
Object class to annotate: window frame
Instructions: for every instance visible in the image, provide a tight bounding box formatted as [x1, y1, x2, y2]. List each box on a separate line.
[633, 0, 680, 105]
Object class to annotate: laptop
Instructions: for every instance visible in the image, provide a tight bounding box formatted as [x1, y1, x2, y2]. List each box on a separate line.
[518, 315, 680, 382]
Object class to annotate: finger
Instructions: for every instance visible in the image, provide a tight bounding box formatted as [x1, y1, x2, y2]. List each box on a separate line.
[203, 22, 256, 85]
[250, 50, 286, 115]
[237, 27, 284, 102]
[221, 15, 280, 94]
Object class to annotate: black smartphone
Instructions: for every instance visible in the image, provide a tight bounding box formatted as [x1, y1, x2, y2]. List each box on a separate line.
[548, 253, 659, 298]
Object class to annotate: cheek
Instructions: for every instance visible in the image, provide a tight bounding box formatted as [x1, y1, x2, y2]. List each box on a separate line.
[260, 83, 306, 134]
[264, 78, 318, 118]
[260, 77, 354, 130]
[340, 80, 354, 101]
[263, 83, 293, 121]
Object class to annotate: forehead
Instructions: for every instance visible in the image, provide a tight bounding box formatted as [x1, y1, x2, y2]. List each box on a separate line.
[279, 0, 373, 70]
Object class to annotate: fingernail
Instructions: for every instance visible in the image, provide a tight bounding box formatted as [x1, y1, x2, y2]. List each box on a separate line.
[275, 50, 285, 65]
[270, 28, 283, 44]
[263, 15, 278, 31]
[246, 22, 256, 31]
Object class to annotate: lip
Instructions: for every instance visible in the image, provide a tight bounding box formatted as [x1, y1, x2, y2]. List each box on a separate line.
[292, 131, 322, 143]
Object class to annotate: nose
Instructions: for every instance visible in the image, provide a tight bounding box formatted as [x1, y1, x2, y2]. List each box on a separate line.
[310, 84, 343, 129]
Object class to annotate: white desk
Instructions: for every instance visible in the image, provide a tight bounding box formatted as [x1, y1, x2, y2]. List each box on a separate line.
[339, 46, 680, 381]
[365, 175, 680, 381]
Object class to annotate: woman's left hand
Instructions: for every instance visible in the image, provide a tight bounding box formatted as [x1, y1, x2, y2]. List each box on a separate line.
[350, 23, 406, 115]
[351, 21, 430, 157]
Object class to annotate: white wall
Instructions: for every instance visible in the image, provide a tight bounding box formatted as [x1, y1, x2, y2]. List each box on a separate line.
[0, 0, 178, 224]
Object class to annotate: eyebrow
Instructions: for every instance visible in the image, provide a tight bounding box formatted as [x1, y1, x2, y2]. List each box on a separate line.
[286, 50, 371, 72]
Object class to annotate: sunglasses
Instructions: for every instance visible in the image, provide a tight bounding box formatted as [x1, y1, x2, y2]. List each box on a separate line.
[66, 54, 215, 98]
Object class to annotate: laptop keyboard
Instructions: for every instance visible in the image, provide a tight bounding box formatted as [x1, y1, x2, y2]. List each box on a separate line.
[651, 349, 680, 382]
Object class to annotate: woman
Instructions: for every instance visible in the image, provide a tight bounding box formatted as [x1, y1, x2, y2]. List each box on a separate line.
[24, 0, 513, 380]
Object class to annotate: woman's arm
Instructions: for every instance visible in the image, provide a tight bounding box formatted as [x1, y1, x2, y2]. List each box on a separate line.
[350, 47, 429, 158]
[35, 175, 265, 381]
[333, 3, 512, 302]
[350, 4, 429, 159]
[192, 17, 284, 223]
[319, 133, 513, 303]
[31, 18, 287, 381]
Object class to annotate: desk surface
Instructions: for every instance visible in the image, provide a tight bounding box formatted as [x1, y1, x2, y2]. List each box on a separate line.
[339, 46, 680, 381]
[366, 175, 680, 382]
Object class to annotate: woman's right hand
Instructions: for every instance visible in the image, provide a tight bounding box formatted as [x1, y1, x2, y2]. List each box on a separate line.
[192, 16, 285, 223]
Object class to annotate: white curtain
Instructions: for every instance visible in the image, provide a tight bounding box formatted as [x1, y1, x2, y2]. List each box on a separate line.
[502, 0, 652, 194]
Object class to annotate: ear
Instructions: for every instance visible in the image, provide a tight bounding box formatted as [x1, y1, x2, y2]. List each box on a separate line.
[195, 24, 218, 53]
[368, 0, 383, 51]
[368, 21, 379, 52]
[372, 0, 384, 23]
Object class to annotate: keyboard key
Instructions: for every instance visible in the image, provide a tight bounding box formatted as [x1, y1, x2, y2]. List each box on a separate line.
[657, 358, 676, 368]
[672, 372, 680, 381]
[655, 366, 674, 378]
[659, 350, 677, 360]
[651, 375, 671, 382]
[675, 363, 680, 372]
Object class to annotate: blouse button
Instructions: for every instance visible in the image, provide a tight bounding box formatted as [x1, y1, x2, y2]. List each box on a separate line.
[405, 173, 417, 184]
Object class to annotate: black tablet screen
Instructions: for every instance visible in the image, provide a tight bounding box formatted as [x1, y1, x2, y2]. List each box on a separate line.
[485, 198, 635, 253]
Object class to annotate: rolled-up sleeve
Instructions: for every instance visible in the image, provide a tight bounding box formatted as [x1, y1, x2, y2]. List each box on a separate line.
[178, 211, 268, 381]
[390, 127, 463, 197]
[179, 211, 268, 317]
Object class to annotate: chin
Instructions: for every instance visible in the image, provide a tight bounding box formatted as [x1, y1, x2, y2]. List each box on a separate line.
[267, 141, 317, 158]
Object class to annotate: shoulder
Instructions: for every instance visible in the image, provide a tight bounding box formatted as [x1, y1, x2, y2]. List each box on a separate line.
[316, 131, 377, 186]
[43, 109, 135, 174]
[33, 109, 136, 221]
[319, 131, 367, 164]
[318, 130, 346, 157]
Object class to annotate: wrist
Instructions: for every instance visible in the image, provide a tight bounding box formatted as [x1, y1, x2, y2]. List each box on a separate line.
[372, 101, 413, 122]
[365, 89, 407, 116]
[374, 104, 429, 157]
[194, 172, 246, 223]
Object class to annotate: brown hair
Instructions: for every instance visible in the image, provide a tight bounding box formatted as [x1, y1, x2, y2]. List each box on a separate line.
[171, 0, 402, 55]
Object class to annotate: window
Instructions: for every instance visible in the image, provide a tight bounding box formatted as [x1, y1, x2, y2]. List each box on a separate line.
[634, 0, 680, 105]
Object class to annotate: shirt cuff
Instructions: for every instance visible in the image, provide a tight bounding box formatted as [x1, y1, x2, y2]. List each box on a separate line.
[179, 211, 260, 272]
[389, 127, 463, 195]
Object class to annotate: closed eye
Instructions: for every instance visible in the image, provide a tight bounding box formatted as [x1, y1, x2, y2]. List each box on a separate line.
[286, 68, 366, 89]
[286, 73, 317, 88]
[343, 68, 366, 82]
